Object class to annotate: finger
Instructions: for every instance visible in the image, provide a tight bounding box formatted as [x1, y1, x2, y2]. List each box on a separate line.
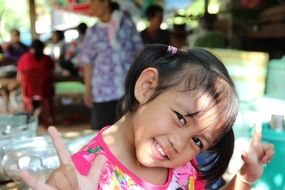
[46, 165, 78, 189]
[86, 155, 107, 187]
[48, 126, 73, 165]
[63, 164, 79, 189]
[252, 121, 262, 145]
[53, 171, 74, 190]
[241, 151, 249, 164]
[261, 144, 275, 163]
[241, 151, 258, 166]
[20, 171, 55, 190]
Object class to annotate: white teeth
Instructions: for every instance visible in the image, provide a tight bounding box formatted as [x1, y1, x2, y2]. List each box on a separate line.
[155, 141, 166, 157]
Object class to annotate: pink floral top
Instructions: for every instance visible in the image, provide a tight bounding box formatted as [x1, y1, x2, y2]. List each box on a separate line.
[72, 127, 205, 190]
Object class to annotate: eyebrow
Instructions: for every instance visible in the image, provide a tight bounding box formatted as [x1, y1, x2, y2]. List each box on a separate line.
[175, 101, 201, 117]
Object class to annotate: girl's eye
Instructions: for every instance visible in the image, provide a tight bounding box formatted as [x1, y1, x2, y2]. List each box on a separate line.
[174, 111, 186, 126]
[192, 137, 203, 149]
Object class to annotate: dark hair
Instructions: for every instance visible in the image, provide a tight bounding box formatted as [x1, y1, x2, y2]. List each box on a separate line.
[145, 4, 163, 19]
[77, 23, 88, 36]
[199, 128, 235, 184]
[110, 1, 120, 11]
[31, 39, 45, 60]
[53, 30, 65, 41]
[119, 44, 239, 184]
[11, 29, 20, 36]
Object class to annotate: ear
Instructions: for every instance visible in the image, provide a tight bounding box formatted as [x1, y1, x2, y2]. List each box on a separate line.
[134, 67, 158, 104]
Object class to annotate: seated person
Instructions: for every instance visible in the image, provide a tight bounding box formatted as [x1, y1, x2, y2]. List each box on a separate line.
[48, 30, 65, 75]
[1, 29, 28, 65]
[60, 23, 88, 77]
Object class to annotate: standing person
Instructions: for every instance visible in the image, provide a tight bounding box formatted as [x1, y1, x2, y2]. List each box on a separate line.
[49, 30, 65, 74]
[1, 29, 28, 65]
[80, 0, 143, 130]
[140, 4, 171, 45]
[21, 45, 274, 190]
[17, 39, 55, 128]
[60, 22, 88, 77]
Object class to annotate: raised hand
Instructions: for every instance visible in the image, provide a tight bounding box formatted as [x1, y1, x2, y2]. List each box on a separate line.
[20, 126, 106, 190]
[239, 122, 275, 182]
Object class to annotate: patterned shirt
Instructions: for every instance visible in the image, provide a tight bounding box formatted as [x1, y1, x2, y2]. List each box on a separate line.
[79, 11, 143, 102]
[72, 127, 205, 190]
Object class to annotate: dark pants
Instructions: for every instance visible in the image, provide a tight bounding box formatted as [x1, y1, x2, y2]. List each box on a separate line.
[91, 100, 118, 130]
[59, 60, 79, 76]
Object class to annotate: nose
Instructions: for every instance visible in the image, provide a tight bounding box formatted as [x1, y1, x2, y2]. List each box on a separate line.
[169, 132, 189, 153]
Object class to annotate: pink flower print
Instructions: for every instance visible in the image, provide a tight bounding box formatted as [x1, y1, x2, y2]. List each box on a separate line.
[100, 161, 114, 185]
[178, 173, 188, 186]
[119, 182, 129, 190]
[175, 162, 196, 187]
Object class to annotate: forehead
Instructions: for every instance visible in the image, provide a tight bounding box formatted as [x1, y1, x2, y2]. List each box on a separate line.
[11, 32, 19, 37]
[91, 0, 107, 5]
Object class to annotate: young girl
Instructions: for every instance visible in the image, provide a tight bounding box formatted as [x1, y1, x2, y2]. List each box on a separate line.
[21, 44, 274, 190]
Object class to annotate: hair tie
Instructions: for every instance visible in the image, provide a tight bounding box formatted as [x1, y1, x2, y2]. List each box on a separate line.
[167, 45, 177, 55]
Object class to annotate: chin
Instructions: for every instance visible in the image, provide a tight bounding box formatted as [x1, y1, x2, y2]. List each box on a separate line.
[136, 154, 157, 167]
[139, 157, 170, 169]
[137, 156, 152, 166]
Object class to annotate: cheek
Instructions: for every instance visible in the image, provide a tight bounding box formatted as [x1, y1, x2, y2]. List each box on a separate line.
[135, 106, 173, 132]
[174, 149, 196, 166]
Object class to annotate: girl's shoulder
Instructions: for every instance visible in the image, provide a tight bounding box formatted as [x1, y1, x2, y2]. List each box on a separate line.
[71, 132, 106, 175]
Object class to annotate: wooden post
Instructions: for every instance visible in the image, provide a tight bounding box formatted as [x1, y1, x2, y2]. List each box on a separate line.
[29, 0, 38, 39]
[205, 0, 209, 14]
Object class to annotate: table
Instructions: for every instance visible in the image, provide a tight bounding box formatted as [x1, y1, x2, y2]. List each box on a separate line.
[0, 72, 84, 113]
[0, 76, 19, 113]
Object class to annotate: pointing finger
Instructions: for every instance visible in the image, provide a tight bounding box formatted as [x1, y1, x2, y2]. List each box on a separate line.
[252, 121, 262, 145]
[48, 126, 73, 165]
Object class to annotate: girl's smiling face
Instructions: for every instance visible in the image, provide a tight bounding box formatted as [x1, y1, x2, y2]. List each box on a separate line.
[132, 87, 218, 169]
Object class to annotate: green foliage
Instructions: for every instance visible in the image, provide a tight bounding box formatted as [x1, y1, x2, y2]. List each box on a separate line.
[57, 0, 69, 7]
[186, 0, 205, 17]
[0, 0, 30, 42]
[168, 0, 221, 29]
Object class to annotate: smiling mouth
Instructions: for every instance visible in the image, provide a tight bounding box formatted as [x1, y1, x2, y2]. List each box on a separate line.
[154, 139, 169, 160]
